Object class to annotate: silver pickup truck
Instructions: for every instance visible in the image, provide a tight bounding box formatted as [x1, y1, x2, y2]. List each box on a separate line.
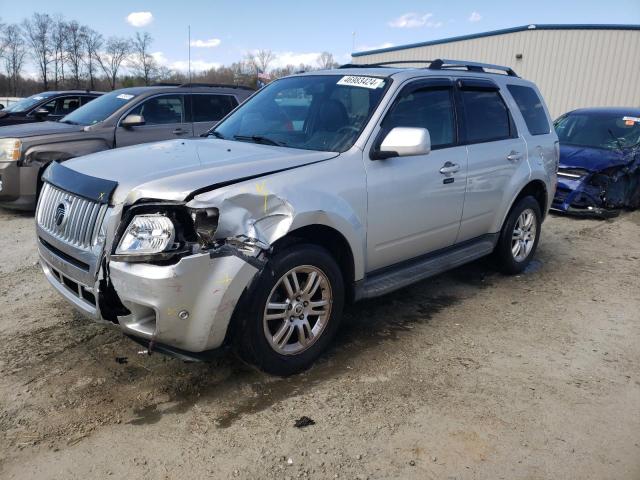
[35, 60, 558, 375]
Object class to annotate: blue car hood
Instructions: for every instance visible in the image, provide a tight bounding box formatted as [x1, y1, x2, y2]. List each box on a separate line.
[559, 144, 631, 172]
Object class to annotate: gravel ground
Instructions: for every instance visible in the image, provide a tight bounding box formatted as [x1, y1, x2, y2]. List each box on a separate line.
[0, 207, 639, 479]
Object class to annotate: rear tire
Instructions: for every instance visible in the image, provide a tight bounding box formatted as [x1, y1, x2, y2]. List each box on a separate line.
[234, 244, 344, 376]
[494, 196, 542, 274]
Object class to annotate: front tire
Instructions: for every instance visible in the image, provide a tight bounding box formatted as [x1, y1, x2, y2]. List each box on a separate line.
[494, 196, 542, 274]
[235, 244, 344, 376]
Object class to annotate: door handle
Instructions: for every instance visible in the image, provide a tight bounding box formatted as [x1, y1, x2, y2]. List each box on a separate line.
[439, 162, 460, 175]
[172, 128, 188, 135]
[507, 151, 522, 162]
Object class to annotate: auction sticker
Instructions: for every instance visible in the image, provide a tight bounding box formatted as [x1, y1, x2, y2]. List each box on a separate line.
[337, 76, 385, 89]
[116, 93, 135, 100]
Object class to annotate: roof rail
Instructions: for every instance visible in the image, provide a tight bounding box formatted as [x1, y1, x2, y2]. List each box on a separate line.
[178, 82, 255, 91]
[429, 59, 518, 77]
[151, 82, 182, 87]
[339, 58, 518, 77]
[339, 60, 435, 69]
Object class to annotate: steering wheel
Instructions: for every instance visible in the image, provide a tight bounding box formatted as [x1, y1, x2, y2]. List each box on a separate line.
[336, 125, 360, 136]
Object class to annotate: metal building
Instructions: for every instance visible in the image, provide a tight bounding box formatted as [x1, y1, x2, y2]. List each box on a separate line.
[350, 24, 640, 118]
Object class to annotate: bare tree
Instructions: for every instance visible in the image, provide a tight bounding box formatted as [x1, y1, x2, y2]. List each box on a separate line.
[317, 52, 338, 70]
[0, 18, 6, 60]
[2, 25, 27, 96]
[82, 28, 102, 90]
[64, 21, 85, 88]
[246, 49, 275, 73]
[51, 15, 67, 89]
[22, 13, 53, 89]
[129, 32, 157, 85]
[97, 36, 131, 90]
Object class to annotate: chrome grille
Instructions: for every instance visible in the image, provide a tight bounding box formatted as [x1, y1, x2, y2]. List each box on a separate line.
[37, 183, 108, 250]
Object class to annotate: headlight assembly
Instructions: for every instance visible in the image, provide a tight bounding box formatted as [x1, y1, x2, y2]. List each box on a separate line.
[115, 214, 175, 255]
[0, 138, 22, 162]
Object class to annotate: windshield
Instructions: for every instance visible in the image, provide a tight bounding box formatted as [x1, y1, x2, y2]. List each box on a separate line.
[60, 90, 137, 126]
[555, 113, 640, 150]
[3, 93, 53, 113]
[212, 74, 389, 152]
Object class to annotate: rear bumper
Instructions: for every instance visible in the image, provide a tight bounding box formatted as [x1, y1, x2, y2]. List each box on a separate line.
[0, 161, 39, 210]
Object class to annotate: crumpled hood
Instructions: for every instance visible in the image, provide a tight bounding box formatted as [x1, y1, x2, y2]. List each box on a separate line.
[0, 120, 83, 139]
[559, 144, 633, 172]
[64, 138, 339, 205]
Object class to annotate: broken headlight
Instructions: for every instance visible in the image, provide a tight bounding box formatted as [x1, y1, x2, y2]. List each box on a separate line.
[115, 214, 176, 255]
[190, 208, 219, 247]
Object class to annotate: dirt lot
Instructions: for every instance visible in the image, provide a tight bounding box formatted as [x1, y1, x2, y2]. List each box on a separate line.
[0, 207, 639, 480]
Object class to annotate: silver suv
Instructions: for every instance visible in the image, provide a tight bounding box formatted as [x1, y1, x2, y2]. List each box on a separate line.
[35, 59, 558, 375]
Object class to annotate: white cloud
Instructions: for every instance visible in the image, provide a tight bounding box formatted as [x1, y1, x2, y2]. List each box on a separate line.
[190, 38, 222, 48]
[126, 11, 153, 28]
[388, 13, 442, 29]
[152, 51, 220, 72]
[468, 11, 482, 22]
[270, 51, 323, 69]
[355, 42, 394, 52]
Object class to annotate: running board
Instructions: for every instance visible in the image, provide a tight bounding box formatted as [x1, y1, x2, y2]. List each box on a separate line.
[355, 235, 498, 301]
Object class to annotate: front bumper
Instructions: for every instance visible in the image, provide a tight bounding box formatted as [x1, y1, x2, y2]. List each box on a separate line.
[0, 161, 39, 210]
[39, 235, 259, 352]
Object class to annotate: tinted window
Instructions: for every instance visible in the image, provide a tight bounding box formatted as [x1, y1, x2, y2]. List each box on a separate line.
[130, 95, 184, 125]
[61, 90, 138, 125]
[57, 96, 81, 115]
[461, 90, 511, 143]
[507, 85, 549, 135]
[383, 87, 455, 148]
[80, 96, 97, 106]
[192, 95, 238, 122]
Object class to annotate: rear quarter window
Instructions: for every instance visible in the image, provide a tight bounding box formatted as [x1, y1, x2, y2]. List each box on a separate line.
[507, 85, 550, 135]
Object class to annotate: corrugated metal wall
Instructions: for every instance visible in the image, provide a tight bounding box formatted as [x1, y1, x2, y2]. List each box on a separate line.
[351, 29, 640, 118]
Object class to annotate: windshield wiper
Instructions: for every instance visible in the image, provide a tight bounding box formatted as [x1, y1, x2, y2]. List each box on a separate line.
[204, 130, 225, 139]
[233, 135, 286, 146]
[60, 119, 78, 125]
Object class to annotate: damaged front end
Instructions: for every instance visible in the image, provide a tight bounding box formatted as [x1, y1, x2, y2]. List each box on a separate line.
[103, 187, 296, 353]
[552, 148, 640, 218]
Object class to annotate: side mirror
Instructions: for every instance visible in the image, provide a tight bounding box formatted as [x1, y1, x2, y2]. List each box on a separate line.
[121, 114, 145, 128]
[34, 108, 50, 118]
[374, 127, 431, 160]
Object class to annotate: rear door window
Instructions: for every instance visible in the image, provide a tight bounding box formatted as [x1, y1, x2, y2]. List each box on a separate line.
[507, 85, 550, 135]
[130, 95, 185, 125]
[192, 94, 238, 122]
[460, 90, 512, 143]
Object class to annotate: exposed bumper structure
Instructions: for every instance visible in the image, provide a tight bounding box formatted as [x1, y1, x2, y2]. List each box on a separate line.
[552, 161, 640, 218]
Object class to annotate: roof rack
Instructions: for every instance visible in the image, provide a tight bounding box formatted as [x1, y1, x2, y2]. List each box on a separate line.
[428, 59, 518, 77]
[339, 58, 518, 77]
[152, 82, 182, 87]
[178, 83, 255, 91]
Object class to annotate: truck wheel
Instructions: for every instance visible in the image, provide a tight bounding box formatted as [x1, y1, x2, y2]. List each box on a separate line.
[494, 196, 542, 274]
[235, 244, 344, 376]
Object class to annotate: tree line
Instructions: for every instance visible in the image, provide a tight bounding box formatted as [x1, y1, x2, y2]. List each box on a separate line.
[0, 13, 340, 97]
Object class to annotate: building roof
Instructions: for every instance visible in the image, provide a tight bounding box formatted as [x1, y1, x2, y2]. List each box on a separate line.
[352, 24, 640, 57]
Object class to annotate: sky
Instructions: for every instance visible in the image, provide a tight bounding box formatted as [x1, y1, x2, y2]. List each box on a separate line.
[1, 0, 639, 74]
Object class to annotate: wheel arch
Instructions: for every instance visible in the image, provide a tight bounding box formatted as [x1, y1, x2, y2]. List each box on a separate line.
[271, 224, 357, 302]
[500, 179, 549, 230]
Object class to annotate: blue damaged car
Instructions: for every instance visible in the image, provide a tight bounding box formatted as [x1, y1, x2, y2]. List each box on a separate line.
[552, 107, 640, 217]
